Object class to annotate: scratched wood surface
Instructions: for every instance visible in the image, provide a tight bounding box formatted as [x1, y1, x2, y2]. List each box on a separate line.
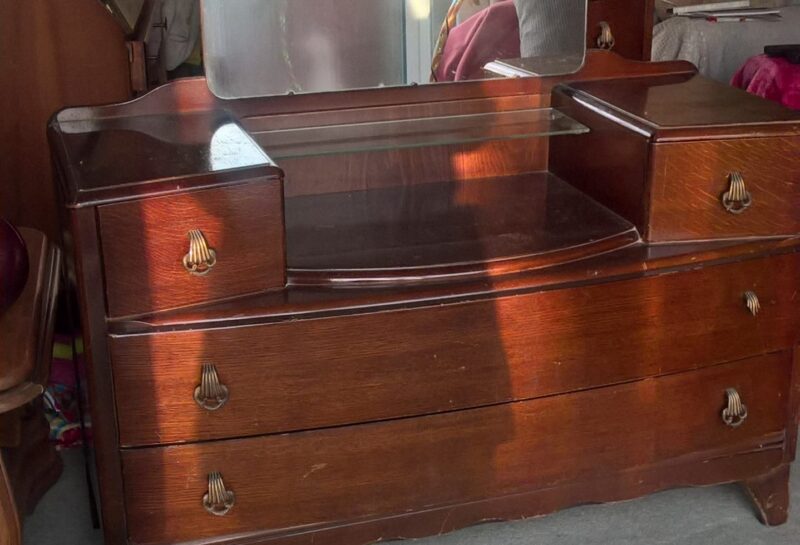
[121, 353, 791, 544]
[648, 137, 800, 242]
[98, 180, 286, 318]
[111, 252, 800, 447]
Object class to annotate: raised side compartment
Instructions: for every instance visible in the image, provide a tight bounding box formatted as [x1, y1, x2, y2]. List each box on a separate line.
[98, 180, 286, 317]
[648, 137, 800, 242]
[121, 352, 792, 545]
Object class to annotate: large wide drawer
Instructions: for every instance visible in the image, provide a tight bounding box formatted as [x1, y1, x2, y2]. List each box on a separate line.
[109, 252, 800, 447]
[647, 137, 800, 242]
[98, 180, 286, 318]
[121, 352, 792, 545]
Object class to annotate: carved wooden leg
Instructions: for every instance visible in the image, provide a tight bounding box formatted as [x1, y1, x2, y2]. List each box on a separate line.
[742, 465, 791, 526]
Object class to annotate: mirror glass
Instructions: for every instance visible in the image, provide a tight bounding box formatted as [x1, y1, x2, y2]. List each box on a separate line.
[202, 0, 587, 99]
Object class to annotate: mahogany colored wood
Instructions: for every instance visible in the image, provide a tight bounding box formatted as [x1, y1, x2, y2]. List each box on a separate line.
[561, 74, 800, 141]
[276, 138, 549, 198]
[550, 84, 651, 231]
[285, 172, 637, 281]
[1, 401, 63, 517]
[0, 0, 131, 240]
[0, 228, 62, 543]
[51, 52, 696, 125]
[0, 229, 59, 391]
[587, 0, 654, 61]
[0, 457, 19, 545]
[111, 252, 800, 446]
[0, 220, 27, 314]
[50, 111, 280, 207]
[98, 180, 286, 317]
[67, 207, 128, 544]
[551, 75, 800, 241]
[743, 465, 791, 526]
[648, 137, 800, 242]
[131, 449, 786, 545]
[111, 238, 800, 333]
[49, 49, 800, 545]
[121, 353, 791, 545]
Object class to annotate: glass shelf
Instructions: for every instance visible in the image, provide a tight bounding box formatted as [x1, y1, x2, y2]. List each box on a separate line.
[252, 108, 589, 160]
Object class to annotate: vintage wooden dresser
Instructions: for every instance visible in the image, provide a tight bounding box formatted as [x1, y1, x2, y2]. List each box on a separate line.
[48, 18, 800, 545]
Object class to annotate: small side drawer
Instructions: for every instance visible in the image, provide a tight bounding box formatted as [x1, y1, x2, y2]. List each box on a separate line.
[110, 252, 800, 447]
[98, 180, 285, 317]
[647, 136, 800, 241]
[121, 352, 792, 545]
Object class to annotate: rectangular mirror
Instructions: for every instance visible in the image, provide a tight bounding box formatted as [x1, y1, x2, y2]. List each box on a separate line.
[202, 0, 588, 99]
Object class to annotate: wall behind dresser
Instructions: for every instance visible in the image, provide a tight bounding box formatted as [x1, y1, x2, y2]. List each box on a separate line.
[0, 0, 131, 238]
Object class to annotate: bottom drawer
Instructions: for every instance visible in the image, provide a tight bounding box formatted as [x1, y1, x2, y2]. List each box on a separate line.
[122, 352, 792, 544]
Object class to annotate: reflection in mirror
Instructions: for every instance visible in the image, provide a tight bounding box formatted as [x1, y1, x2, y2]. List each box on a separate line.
[201, 0, 587, 99]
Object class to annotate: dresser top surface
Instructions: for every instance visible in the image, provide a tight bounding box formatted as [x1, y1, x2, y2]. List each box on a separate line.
[562, 74, 800, 140]
[50, 110, 278, 206]
[285, 172, 637, 281]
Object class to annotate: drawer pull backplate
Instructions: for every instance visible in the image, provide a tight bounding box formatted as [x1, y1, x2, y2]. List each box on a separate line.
[721, 388, 748, 428]
[183, 229, 217, 276]
[721, 172, 752, 214]
[194, 363, 229, 411]
[203, 472, 235, 516]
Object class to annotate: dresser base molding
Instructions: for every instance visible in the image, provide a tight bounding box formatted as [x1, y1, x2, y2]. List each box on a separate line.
[166, 449, 788, 545]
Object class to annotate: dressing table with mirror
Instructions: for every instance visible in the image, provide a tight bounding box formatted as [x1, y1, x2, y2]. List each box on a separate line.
[49, 1, 800, 544]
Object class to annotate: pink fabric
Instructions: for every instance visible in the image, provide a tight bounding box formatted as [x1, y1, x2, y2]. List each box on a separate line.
[732, 54, 800, 110]
[435, 0, 520, 82]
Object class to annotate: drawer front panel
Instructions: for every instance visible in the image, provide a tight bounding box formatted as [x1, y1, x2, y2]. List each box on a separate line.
[648, 137, 800, 241]
[110, 253, 800, 446]
[98, 181, 285, 317]
[122, 353, 792, 545]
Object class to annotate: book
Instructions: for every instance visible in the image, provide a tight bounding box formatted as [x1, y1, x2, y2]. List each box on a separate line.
[684, 7, 782, 19]
[665, 1, 750, 14]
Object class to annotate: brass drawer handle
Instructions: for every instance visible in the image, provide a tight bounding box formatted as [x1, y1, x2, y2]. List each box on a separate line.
[721, 388, 748, 428]
[203, 472, 235, 516]
[194, 364, 229, 411]
[596, 21, 615, 50]
[183, 229, 217, 276]
[721, 172, 752, 214]
[743, 291, 761, 316]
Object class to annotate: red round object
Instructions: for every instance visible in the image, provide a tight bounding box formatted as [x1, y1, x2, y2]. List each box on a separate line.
[0, 219, 29, 313]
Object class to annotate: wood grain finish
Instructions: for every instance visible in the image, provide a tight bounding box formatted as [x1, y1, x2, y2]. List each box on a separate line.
[48, 41, 800, 545]
[121, 353, 791, 545]
[587, 0, 654, 61]
[98, 181, 286, 317]
[68, 207, 128, 543]
[562, 75, 800, 141]
[648, 137, 800, 242]
[743, 464, 791, 526]
[550, 84, 651, 231]
[277, 138, 548, 198]
[285, 172, 637, 283]
[120, 449, 786, 545]
[111, 252, 800, 446]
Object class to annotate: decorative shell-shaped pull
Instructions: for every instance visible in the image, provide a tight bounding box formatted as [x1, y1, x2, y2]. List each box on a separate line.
[743, 291, 761, 317]
[194, 364, 229, 411]
[721, 388, 748, 428]
[596, 21, 615, 50]
[183, 229, 217, 276]
[202, 472, 235, 516]
[721, 172, 752, 214]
